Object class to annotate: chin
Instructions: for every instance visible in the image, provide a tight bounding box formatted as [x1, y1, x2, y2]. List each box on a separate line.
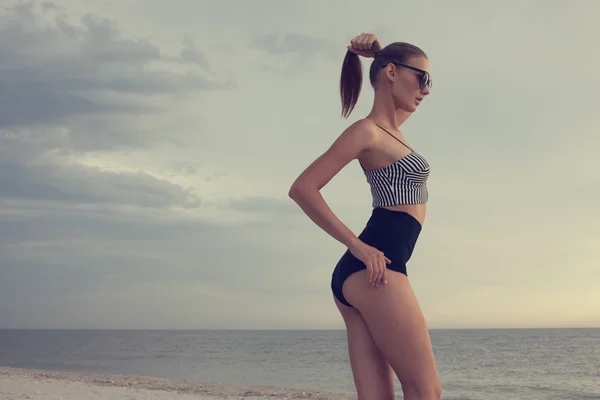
[399, 104, 418, 113]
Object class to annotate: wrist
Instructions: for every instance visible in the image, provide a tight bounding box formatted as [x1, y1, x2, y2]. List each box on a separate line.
[346, 236, 361, 251]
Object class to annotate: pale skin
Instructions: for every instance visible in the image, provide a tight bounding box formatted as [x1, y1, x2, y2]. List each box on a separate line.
[289, 33, 441, 399]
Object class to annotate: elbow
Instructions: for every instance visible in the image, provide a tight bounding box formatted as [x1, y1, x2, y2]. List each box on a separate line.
[288, 183, 302, 200]
[288, 181, 313, 201]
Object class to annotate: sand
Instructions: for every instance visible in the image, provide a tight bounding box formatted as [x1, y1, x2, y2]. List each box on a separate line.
[0, 367, 354, 400]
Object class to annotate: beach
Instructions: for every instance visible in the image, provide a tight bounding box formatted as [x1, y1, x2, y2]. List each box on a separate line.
[2, 328, 599, 399]
[0, 367, 353, 400]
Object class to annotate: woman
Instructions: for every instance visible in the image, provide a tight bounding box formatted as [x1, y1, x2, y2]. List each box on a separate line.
[288, 33, 441, 400]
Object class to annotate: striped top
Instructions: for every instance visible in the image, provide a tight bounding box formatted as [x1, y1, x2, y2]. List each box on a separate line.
[361, 125, 430, 207]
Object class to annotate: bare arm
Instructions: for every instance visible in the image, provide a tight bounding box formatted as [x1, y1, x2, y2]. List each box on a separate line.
[289, 120, 391, 287]
[288, 120, 375, 249]
[347, 33, 414, 128]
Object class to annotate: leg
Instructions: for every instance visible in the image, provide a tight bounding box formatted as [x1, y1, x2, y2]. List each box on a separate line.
[334, 296, 395, 400]
[342, 270, 442, 400]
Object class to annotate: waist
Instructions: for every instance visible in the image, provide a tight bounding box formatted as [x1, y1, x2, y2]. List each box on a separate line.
[369, 184, 428, 209]
[364, 207, 423, 234]
[358, 207, 422, 260]
[378, 204, 426, 226]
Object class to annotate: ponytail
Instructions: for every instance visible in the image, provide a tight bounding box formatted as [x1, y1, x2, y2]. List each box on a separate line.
[339, 50, 362, 118]
[339, 41, 381, 119]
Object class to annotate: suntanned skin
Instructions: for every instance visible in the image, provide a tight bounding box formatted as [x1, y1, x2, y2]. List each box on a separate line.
[289, 33, 441, 400]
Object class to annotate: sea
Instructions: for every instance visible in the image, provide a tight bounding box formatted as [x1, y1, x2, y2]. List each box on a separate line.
[0, 328, 599, 399]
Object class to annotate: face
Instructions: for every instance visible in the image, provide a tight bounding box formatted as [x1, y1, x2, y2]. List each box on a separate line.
[383, 56, 432, 113]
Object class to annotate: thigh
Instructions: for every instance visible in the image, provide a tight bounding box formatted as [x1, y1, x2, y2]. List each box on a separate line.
[334, 296, 395, 400]
[342, 270, 439, 388]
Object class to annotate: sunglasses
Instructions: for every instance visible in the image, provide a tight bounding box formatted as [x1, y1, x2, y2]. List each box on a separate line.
[382, 62, 433, 90]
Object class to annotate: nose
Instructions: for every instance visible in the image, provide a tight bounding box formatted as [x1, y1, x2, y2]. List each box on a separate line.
[421, 85, 431, 96]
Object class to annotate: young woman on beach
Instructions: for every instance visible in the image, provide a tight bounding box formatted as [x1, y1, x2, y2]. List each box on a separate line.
[288, 33, 441, 399]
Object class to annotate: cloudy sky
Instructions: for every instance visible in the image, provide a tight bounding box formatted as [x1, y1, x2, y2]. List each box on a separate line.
[0, 0, 598, 330]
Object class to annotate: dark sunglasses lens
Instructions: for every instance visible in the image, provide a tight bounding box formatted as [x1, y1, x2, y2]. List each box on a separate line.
[421, 74, 431, 89]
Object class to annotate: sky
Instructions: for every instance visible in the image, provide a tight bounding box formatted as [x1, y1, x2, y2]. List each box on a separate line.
[0, 0, 598, 330]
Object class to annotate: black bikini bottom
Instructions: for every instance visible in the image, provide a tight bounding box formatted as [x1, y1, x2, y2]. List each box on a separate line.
[331, 207, 422, 308]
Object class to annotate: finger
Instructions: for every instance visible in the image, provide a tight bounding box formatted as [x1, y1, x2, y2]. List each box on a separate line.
[381, 256, 389, 285]
[355, 36, 364, 50]
[365, 34, 375, 49]
[360, 35, 370, 50]
[371, 260, 378, 287]
[381, 255, 388, 284]
[350, 41, 367, 54]
[369, 258, 378, 287]
[352, 34, 363, 50]
[367, 261, 374, 284]
[374, 257, 382, 288]
[365, 33, 376, 47]
[372, 39, 381, 53]
[377, 257, 385, 287]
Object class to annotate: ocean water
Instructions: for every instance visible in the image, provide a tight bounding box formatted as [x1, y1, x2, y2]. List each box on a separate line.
[0, 328, 599, 399]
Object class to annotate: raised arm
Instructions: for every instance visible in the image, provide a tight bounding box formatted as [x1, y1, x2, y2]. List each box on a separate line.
[347, 33, 413, 127]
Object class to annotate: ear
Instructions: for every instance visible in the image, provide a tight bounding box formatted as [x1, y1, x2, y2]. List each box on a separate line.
[383, 63, 397, 81]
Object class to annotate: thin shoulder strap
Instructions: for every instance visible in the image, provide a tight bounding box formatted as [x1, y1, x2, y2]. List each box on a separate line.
[375, 123, 413, 151]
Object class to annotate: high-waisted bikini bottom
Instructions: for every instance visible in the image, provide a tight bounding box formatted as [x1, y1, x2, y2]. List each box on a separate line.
[331, 207, 422, 308]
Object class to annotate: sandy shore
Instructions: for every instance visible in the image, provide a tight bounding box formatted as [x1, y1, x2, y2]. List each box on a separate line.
[0, 366, 354, 400]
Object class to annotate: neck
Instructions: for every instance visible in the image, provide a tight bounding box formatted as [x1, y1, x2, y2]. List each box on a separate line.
[367, 90, 412, 129]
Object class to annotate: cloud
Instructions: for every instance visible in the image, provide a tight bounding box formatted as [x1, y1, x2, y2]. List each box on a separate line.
[1, 0, 599, 330]
[0, 201, 331, 327]
[252, 32, 338, 58]
[0, 1, 229, 212]
[0, 149, 201, 208]
[174, 35, 211, 69]
[0, 1, 234, 138]
[226, 196, 299, 215]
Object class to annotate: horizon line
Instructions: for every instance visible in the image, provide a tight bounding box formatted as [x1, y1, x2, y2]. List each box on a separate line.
[1, 326, 599, 331]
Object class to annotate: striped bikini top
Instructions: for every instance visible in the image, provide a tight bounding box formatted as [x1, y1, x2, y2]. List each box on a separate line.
[361, 124, 430, 207]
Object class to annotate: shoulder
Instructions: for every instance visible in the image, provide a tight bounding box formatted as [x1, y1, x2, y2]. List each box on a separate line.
[342, 118, 378, 140]
[288, 119, 377, 192]
[332, 118, 378, 154]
